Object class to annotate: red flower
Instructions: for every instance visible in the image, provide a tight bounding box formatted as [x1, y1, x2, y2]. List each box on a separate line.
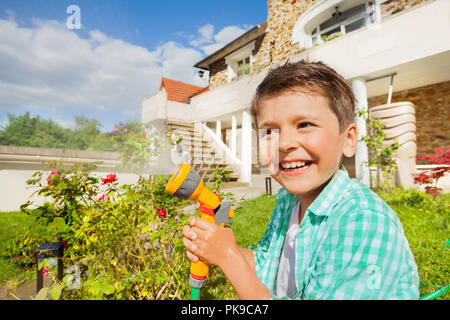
[43, 266, 49, 279]
[101, 174, 117, 185]
[115, 124, 119, 130]
[62, 240, 68, 248]
[47, 169, 62, 185]
[98, 194, 108, 201]
[157, 208, 167, 219]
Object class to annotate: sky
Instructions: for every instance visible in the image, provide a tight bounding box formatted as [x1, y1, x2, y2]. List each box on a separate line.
[0, 0, 267, 132]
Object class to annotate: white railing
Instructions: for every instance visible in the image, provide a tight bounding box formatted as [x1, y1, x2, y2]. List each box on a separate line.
[200, 123, 241, 167]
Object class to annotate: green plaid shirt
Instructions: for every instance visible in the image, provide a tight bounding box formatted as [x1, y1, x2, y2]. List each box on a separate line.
[251, 166, 419, 300]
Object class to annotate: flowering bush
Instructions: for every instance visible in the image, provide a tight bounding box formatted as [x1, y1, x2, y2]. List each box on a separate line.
[20, 162, 193, 299]
[414, 147, 450, 196]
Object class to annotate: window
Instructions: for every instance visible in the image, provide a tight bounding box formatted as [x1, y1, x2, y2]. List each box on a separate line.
[311, 2, 375, 45]
[292, 0, 380, 49]
[237, 57, 251, 77]
[225, 41, 255, 82]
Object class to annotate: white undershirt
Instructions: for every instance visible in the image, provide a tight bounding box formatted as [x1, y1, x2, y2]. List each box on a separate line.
[276, 199, 300, 298]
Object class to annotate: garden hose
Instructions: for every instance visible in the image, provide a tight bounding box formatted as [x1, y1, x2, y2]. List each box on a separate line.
[418, 240, 449, 300]
[191, 287, 201, 300]
[419, 284, 449, 300]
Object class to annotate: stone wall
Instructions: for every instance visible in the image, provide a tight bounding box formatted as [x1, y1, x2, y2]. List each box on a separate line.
[380, 0, 431, 18]
[209, 0, 314, 89]
[368, 80, 450, 157]
[209, 58, 228, 89]
[254, 0, 315, 68]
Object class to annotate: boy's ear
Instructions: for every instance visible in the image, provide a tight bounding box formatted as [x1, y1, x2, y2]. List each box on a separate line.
[342, 123, 358, 158]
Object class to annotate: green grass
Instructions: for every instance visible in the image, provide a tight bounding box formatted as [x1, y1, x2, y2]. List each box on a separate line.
[233, 194, 276, 249]
[1, 189, 448, 299]
[0, 211, 41, 285]
[378, 188, 449, 300]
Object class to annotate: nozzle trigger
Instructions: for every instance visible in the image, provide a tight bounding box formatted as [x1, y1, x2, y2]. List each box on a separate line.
[214, 201, 232, 227]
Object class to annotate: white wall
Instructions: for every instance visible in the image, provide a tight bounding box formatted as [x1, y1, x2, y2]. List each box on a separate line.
[0, 169, 140, 212]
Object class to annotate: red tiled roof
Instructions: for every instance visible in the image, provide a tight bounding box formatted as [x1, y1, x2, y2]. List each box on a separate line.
[159, 77, 208, 102]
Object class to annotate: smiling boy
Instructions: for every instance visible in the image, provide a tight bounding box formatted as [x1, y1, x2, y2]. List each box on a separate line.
[183, 60, 419, 300]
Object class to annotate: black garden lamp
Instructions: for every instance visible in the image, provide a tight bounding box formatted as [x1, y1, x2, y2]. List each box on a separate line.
[36, 242, 64, 293]
[265, 177, 272, 196]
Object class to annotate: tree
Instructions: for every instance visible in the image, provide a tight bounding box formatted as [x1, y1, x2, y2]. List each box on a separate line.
[0, 112, 71, 148]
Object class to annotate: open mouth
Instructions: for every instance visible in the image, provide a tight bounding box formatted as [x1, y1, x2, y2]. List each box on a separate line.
[279, 160, 313, 172]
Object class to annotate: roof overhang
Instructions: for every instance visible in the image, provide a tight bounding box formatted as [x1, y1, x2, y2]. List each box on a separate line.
[193, 22, 267, 71]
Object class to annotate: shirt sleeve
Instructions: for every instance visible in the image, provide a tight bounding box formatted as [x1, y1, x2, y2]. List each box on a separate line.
[304, 207, 419, 300]
[250, 188, 293, 293]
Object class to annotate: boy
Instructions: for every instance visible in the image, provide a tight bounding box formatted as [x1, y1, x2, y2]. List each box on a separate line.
[182, 60, 419, 300]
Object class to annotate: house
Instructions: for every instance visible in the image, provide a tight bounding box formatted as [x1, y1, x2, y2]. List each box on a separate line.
[142, 0, 450, 190]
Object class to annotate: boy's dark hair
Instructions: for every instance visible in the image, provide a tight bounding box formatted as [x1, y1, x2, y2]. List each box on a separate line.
[250, 60, 356, 133]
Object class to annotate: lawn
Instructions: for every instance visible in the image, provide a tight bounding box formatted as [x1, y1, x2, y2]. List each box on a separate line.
[0, 211, 42, 285]
[1, 188, 448, 300]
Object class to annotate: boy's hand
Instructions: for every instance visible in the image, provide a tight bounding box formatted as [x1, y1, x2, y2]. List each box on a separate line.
[182, 216, 239, 268]
[183, 216, 273, 300]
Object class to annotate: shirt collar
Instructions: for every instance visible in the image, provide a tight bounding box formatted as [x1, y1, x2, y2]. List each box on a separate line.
[304, 165, 351, 217]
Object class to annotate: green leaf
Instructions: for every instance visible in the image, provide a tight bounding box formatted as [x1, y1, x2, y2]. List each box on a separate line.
[35, 287, 49, 300]
[38, 259, 48, 270]
[49, 217, 70, 234]
[50, 283, 62, 300]
[56, 182, 67, 189]
[102, 282, 115, 295]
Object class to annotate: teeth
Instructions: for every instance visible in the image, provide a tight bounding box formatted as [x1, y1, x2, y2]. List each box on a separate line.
[281, 161, 307, 169]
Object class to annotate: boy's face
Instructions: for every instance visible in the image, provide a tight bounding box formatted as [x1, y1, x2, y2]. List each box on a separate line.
[257, 90, 357, 199]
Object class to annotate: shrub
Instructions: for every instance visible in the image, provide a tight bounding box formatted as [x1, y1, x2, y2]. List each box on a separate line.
[414, 147, 450, 196]
[20, 162, 193, 300]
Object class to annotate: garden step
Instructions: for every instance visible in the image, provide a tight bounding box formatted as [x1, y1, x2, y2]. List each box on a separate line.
[166, 120, 237, 184]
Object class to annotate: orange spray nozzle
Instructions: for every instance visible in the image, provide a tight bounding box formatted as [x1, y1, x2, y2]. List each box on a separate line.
[165, 163, 220, 209]
[165, 163, 235, 287]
